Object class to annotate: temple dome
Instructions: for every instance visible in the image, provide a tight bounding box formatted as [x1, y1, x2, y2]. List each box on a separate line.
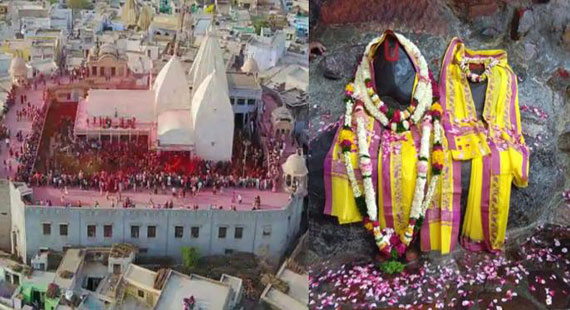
[191, 71, 234, 161]
[153, 56, 191, 116]
[99, 43, 118, 57]
[241, 57, 259, 74]
[282, 152, 308, 177]
[188, 34, 228, 96]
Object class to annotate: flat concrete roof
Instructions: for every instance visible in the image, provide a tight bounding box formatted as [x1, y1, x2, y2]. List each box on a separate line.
[154, 272, 231, 310]
[54, 249, 85, 289]
[22, 271, 56, 290]
[123, 264, 158, 293]
[227, 72, 261, 90]
[279, 269, 308, 305]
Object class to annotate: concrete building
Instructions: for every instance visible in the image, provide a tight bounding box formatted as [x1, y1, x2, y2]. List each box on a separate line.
[85, 42, 130, 82]
[228, 72, 262, 130]
[245, 29, 286, 72]
[8, 182, 304, 265]
[261, 233, 308, 310]
[0, 54, 11, 78]
[49, 7, 72, 33]
[148, 14, 178, 43]
[0, 243, 245, 309]
[29, 38, 57, 62]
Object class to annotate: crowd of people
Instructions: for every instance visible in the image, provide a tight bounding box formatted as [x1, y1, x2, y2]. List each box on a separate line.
[2, 88, 48, 182]
[2, 74, 294, 211]
[20, 118, 284, 210]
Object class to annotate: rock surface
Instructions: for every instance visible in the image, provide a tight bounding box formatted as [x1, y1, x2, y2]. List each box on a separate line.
[308, 0, 570, 260]
[309, 224, 570, 309]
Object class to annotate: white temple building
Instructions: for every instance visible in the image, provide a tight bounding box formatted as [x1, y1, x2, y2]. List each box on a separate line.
[74, 34, 234, 162]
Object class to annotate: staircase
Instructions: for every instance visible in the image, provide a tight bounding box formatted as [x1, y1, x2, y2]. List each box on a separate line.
[114, 281, 126, 308]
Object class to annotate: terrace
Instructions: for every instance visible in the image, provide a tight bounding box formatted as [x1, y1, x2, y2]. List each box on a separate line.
[3, 75, 293, 211]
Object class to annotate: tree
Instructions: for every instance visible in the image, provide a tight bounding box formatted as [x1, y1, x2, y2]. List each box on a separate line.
[181, 247, 199, 271]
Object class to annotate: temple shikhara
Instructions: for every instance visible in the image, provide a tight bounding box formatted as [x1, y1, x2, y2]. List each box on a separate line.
[75, 34, 234, 161]
[0, 0, 309, 309]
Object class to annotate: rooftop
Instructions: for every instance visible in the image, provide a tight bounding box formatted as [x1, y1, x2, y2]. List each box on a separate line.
[150, 15, 178, 30]
[154, 271, 231, 310]
[54, 249, 84, 289]
[123, 264, 159, 293]
[227, 72, 261, 90]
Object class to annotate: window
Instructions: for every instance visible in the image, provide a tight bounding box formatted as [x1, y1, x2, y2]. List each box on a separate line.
[147, 50, 151, 57]
[42, 223, 51, 236]
[59, 224, 68, 236]
[230, 98, 235, 105]
[218, 227, 227, 239]
[87, 225, 96, 238]
[92, 66, 97, 75]
[113, 264, 121, 274]
[131, 225, 139, 238]
[104, 225, 113, 238]
[147, 226, 156, 238]
[237, 99, 246, 105]
[225, 249, 234, 255]
[111, 67, 116, 76]
[248, 99, 256, 106]
[138, 290, 145, 298]
[191, 227, 200, 238]
[139, 248, 148, 254]
[175, 226, 183, 238]
[263, 225, 272, 237]
[234, 227, 243, 239]
[100, 67, 105, 76]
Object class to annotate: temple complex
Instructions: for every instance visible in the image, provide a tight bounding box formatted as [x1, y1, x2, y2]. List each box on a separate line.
[0, 0, 309, 309]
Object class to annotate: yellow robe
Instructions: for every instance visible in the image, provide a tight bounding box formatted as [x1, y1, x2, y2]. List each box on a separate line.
[440, 38, 529, 252]
[323, 33, 460, 254]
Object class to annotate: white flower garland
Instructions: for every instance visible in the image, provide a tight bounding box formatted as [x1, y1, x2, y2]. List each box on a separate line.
[339, 33, 449, 254]
[342, 99, 362, 198]
[460, 56, 499, 83]
[355, 115, 377, 221]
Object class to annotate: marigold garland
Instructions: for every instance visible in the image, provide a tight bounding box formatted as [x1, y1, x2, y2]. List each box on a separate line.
[338, 33, 447, 258]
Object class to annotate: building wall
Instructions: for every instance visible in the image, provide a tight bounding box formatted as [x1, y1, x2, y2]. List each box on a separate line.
[229, 87, 261, 116]
[10, 183, 27, 262]
[124, 283, 160, 306]
[245, 33, 286, 72]
[87, 55, 129, 81]
[21, 196, 303, 264]
[0, 180, 12, 252]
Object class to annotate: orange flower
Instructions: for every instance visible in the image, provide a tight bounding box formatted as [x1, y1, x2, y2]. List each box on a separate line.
[364, 221, 373, 232]
[345, 83, 354, 93]
[339, 129, 354, 144]
[430, 102, 443, 116]
[432, 149, 444, 166]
